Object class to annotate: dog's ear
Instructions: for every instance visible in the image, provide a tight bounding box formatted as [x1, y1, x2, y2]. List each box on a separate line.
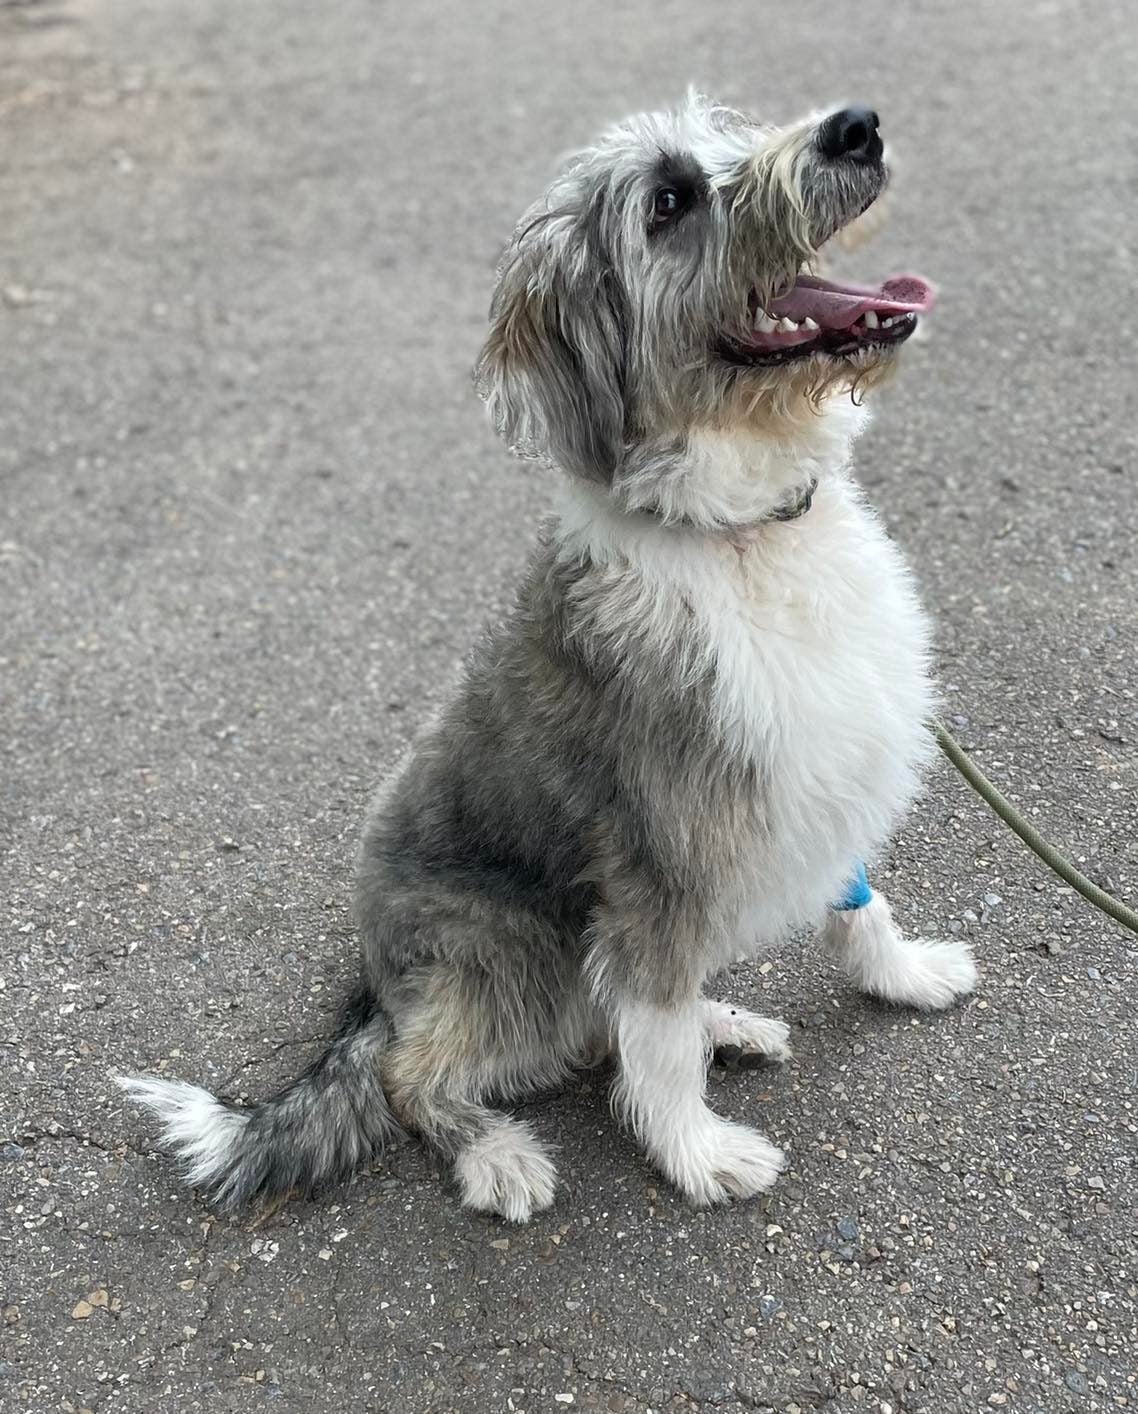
[475, 212, 628, 484]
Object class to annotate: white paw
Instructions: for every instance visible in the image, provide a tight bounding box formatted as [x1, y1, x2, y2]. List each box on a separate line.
[706, 1001, 792, 1065]
[825, 894, 979, 1011]
[661, 1116, 785, 1207]
[866, 936, 978, 1011]
[455, 1118, 557, 1224]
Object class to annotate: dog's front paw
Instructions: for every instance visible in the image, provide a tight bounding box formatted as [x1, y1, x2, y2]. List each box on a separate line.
[825, 895, 979, 1012]
[664, 1117, 785, 1206]
[865, 936, 978, 1011]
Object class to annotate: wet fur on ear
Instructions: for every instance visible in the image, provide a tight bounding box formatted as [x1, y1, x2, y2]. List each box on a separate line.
[475, 218, 628, 485]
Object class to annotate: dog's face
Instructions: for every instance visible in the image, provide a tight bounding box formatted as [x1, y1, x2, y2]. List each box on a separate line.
[476, 93, 933, 485]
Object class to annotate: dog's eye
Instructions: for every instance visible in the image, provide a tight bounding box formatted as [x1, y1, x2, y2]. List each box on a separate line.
[654, 188, 682, 221]
[648, 167, 703, 232]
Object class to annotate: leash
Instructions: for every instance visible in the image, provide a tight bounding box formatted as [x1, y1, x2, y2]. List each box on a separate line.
[933, 717, 1138, 938]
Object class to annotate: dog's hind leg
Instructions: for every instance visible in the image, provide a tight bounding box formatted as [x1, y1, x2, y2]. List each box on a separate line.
[452, 1111, 558, 1223]
[703, 997, 792, 1069]
[383, 1050, 559, 1224]
[821, 862, 978, 1011]
[376, 946, 586, 1223]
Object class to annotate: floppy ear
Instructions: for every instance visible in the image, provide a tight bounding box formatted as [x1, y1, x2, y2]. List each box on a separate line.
[474, 218, 628, 484]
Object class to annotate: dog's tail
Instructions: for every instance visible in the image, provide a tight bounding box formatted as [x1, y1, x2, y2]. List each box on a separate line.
[115, 987, 400, 1212]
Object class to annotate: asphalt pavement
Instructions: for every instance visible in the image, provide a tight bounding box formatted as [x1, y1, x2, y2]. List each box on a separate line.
[2, 1, 1136, 1411]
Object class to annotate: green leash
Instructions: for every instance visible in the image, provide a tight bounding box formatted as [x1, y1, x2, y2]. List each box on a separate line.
[933, 717, 1138, 939]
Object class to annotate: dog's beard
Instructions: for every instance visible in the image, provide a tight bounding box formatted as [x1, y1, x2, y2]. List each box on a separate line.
[708, 348, 899, 436]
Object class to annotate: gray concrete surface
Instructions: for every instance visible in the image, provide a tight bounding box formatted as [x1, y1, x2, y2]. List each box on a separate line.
[2, 1, 1136, 1410]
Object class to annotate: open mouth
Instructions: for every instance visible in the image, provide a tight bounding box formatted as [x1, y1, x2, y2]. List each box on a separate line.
[723, 272, 937, 367]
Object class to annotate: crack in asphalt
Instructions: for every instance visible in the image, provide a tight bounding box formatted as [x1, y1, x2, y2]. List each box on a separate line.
[216, 1032, 329, 1096]
[13, 1124, 151, 1160]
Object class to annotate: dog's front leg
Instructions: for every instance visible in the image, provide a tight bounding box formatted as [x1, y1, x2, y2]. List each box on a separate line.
[610, 995, 785, 1204]
[593, 897, 783, 1202]
[822, 861, 978, 1010]
[588, 839, 785, 1206]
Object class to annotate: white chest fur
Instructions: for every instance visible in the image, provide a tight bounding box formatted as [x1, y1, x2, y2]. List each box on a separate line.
[709, 474, 935, 942]
[555, 403, 937, 948]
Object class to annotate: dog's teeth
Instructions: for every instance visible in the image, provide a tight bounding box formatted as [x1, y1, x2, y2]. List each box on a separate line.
[881, 316, 894, 328]
[863, 310, 879, 329]
[755, 311, 777, 332]
[777, 317, 798, 333]
[803, 317, 819, 331]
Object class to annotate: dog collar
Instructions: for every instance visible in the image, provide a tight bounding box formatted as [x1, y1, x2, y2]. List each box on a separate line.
[768, 476, 818, 523]
[719, 476, 818, 553]
[627, 476, 818, 549]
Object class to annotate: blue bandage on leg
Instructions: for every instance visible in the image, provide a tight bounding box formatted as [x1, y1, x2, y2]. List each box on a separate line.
[833, 860, 873, 912]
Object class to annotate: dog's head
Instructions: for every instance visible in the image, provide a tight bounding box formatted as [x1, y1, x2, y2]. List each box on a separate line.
[475, 93, 933, 491]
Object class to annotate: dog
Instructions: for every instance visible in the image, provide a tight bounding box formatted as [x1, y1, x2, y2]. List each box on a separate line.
[119, 93, 977, 1223]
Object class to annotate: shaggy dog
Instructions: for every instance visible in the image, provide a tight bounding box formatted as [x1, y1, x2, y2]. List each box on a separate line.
[120, 94, 976, 1222]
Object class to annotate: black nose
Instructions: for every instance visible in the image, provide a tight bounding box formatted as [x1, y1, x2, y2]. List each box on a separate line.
[818, 106, 883, 161]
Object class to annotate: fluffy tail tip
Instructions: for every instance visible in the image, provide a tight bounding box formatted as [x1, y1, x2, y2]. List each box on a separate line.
[115, 1073, 247, 1193]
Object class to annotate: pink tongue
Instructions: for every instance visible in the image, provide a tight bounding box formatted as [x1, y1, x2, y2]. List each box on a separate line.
[768, 274, 936, 331]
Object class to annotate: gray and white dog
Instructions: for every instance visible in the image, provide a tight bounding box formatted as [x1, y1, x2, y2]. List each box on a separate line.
[120, 93, 977, 1223]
